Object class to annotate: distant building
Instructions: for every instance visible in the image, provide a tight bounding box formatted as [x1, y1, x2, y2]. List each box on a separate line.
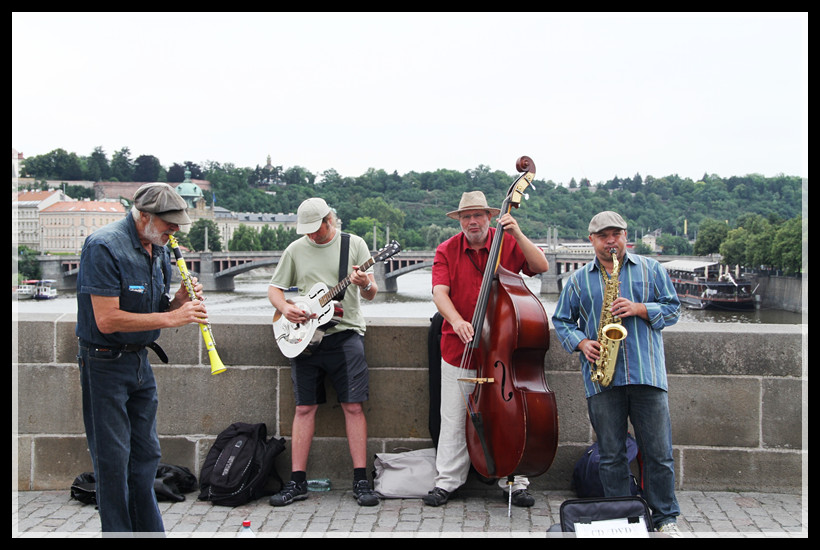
[218, 212, 299, 248]
[13, 189, 70, 251]
[94, 177, 212, 204]
[39, 200, 126, 253]
[12, 170, 303, 253]
[175, 168, 205, 208]
[641, 229, 662, 253]
[12, 147, 23, 188]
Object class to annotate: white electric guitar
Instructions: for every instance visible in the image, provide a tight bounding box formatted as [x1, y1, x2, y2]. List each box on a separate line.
[272, 240, 401, 358]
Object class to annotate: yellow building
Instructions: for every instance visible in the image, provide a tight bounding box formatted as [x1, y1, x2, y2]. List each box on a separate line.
[39, 200, 126, 254]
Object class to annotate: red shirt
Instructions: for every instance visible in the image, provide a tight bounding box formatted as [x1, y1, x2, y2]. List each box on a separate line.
[432, 227, 537, 368]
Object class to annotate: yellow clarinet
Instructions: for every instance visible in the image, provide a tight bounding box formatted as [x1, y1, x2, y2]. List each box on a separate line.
[167, 235, 227, 375]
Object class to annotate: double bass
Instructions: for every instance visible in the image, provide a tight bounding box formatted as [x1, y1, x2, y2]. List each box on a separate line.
[461, 156, 559, 480]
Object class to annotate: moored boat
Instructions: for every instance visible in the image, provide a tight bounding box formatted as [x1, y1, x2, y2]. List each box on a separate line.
[33, 280, 58, 300]
[15, 280, 38, 300]
[662, 260, 756, 311]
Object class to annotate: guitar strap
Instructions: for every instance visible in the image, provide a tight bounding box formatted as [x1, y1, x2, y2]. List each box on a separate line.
[337, 232, 350, 301]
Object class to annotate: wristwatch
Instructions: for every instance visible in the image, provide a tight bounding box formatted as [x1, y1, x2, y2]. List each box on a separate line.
[362, 281, 372, 292]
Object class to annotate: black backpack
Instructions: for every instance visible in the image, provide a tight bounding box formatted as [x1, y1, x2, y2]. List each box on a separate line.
[198, 422, 286, 506]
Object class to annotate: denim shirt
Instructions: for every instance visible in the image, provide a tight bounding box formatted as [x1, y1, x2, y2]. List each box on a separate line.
[551, 251, 681, 397]
[75, 215, 171, 346]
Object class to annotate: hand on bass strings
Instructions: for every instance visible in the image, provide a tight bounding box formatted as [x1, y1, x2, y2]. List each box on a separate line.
[451, 318, 475, 345]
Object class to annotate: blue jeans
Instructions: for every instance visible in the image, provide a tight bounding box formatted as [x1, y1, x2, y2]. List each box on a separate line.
[78, 344, 164, 534]
[587, 384, 679, 528]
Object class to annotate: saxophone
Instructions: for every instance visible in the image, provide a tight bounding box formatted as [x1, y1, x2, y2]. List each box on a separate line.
[590, 249, 628, 386]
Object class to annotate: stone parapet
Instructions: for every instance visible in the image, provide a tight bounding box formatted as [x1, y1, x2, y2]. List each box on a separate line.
[14, 314, 805, 494]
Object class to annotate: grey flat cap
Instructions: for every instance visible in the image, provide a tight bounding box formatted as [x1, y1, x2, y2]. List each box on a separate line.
[588, 211, 627, 234]
[133, 183, 191, 225]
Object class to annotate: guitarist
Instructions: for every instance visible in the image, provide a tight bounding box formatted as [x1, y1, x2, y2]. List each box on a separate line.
[267, 197, 380, 507]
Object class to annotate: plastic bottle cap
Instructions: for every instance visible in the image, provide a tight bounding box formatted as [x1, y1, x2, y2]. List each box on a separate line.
[243, 521, 251, 527]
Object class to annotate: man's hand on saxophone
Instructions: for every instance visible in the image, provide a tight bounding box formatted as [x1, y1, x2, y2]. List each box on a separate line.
[577, 338, 603, 364]
[610, 296, 648, 321]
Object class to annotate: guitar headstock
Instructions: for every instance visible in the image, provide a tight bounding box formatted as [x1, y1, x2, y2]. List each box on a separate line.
[374, 240, 402, 262]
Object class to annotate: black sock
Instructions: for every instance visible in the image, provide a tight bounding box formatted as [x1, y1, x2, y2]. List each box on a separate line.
[353, 468, 367, 482]
[291, 470, 307, 484]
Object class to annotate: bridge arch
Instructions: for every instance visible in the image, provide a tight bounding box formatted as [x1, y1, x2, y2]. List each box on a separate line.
[44, 249, 728, 295]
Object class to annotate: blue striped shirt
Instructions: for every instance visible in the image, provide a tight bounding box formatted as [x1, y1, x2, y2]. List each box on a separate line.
[551, 252, 680, 397]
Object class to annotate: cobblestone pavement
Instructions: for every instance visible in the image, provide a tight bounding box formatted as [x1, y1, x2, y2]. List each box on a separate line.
[13, 488, 806, 538]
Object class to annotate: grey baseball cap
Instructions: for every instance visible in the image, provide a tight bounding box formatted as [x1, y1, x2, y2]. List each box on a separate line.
[588, 211, 628, 234]
[133, 183, 191, 225]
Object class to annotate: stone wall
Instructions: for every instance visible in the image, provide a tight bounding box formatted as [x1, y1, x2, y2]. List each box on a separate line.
[14, 314, 805, 494]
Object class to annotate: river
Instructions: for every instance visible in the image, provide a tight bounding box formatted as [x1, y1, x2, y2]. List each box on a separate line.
[13, 268, 804, 325]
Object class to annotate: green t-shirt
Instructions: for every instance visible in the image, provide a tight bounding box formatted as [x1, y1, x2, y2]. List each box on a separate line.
[269, 231, 371, 335]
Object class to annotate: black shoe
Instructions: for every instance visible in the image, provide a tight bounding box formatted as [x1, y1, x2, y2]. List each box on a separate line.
[509, 489, 534, 507]
[269, 480, 308, 507]
[353, 479, 379, 506]
[422, 487, 450, 506]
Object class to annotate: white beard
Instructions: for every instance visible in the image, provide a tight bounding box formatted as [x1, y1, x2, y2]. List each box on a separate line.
[144, 216, 170, 246]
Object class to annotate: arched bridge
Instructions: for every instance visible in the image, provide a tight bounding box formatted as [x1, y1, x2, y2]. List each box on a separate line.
[38, 250, 438, 293]
[39, 249, 708, 294]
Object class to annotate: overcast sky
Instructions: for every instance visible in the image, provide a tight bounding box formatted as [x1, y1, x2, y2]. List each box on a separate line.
[12, 12, 807, 185]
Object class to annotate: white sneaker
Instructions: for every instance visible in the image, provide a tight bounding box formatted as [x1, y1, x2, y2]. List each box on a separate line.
[656, 522, 682, 537]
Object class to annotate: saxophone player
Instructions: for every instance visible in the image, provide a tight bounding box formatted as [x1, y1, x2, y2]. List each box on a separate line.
[552, 211, 683, 536]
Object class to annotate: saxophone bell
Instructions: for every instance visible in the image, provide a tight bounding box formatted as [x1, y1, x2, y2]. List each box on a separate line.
[591, 323, 627, 386]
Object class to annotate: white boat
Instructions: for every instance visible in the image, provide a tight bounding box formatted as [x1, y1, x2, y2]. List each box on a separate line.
[15, 280, 38, 300]
[33, 280, 58, 300]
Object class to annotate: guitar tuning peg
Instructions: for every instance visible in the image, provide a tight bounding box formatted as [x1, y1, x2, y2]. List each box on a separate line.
[523, 193, 530, 200]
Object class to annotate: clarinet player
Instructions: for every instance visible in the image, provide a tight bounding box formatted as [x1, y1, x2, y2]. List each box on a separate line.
[75, 183, 207, 535]
[551, 211, 683, 536]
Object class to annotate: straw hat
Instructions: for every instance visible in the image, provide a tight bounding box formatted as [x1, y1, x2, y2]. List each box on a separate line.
[446, 191, 501, 220]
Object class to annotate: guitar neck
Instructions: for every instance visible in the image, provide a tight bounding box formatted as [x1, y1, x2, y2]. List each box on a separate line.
[319, 257, 376, 307]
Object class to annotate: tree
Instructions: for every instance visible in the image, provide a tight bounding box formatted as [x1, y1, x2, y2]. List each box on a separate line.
[16, 246, 41, 281]
[693, 218, 729, 255]
[632, 241, 652, 254]
[258, 224, 297, 251]
[347, 217, 381, 248]
[424, 224, 459, 249]
[133, 154, 163, 182]
[64, 184, 94, 200]
[720, 227, 749, 267]
[656, 234, 692, 255]
[770, 216, 803, 275]
[187, 218, 223, 251]
[86, 146, 111, 181]
[110, 147, 135, 182]
[229, 224, 261, 251]
[167, 163, 187, 183]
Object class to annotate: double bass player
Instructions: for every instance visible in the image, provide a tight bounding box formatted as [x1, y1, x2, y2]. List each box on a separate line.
[425, 190, 549, 507]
